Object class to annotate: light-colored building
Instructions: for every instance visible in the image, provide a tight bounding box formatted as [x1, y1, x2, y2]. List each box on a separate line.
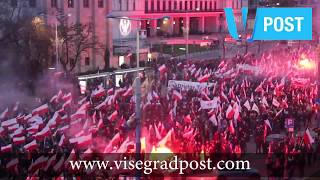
[5, 0, 247, 73]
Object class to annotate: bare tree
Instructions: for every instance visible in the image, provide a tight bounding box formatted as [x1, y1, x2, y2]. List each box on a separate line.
[57, 18, 104, 73]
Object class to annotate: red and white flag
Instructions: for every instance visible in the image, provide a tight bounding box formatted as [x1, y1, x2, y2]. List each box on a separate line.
[158, 64, 167, 75]
[226, 105, 234, 119]
[252, 103, 260, 114]
[198, 74, 210, 83]
[123, 86, 133, 97]
[264, 119, 272, 130]
[229, 121, 235, 134]
[13, 136, 25, 145]
[71, 109, 87, 121]
[1, 144, 12, 153]
[70, 134, 92, 149]
[304, 128, 315, 144]
[108, 111, 118, 121]
[62, 93, 72, 102]
[24, 140, 38, 152]
[6, 158, 19, 170]
[58, 134, 66, 147]
[243, 100, 251, 110]
[1, 118, 17, 127]
[92, 86, 105, 99]
[32, 104, 49, 116]
[35, 126, 51, 141]
[107, 88, 114, 95]
[173, 90, 182, 101]
[62, 99, 72, 109]
[272, 98, 280, 107]
[262, 96, 269, 107]
[28, 156, 48, 173]
[209, 114, 218, 126]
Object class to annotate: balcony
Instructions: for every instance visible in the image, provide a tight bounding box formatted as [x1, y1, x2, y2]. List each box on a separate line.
[145, 8, 224, 14]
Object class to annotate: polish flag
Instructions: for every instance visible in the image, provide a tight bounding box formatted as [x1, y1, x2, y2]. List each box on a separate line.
[183, 129, 194, 139]
[8, 124, 19, 132]
[107, 88, 114, 95]
[92, 87, 105, 99]
[264, 119, 272, 130]
[220, 91, 229, 102]
[70, 134, 92, 149]
[35, 126, 51, 141]
[62, 93, 72, 102]
[218, 61, 226, 69]
[0, 108, 9, 119]
[252, 103, 260, 114]
[281, 99, 288, 109]
[50, 95, 58, 104]
[158, 64, 167, 75]
[173, 90, 182, 101]
[24, 140, 38, 152]
[243, 100, 251, 110]
[1, 144, 12, 153]
[198, 74, 210, 83]
[108, 111, 118, 121]
[229, 121, 235, 134]
[226, 105, 234, 119]
[78, 97, 87, 105]
[6, 158, 19, 170]
[62, 99, 72, 109]
[71, 110, 87, 121]
[262, 96, 269, 107]
[1, 118, 17, 127]
[32, 104, 49, 116]
[28, 156, 48, 173]
[272, 98, 280, 107]
[44, 154, 57, 171]
[123, 86, 133, 97]
[79, 101, 91, 111]
[48, 112, 61, 128]
[13, 136, 25, 145]
[255, 82, 264, 92]
[209, 114, 218, 126]
[304, 128, 315, 145]
[27, 125, 39, 135]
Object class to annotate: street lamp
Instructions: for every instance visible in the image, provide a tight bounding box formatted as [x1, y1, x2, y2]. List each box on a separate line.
[106, 15, 169, 178]
[37, 12, 71, 71]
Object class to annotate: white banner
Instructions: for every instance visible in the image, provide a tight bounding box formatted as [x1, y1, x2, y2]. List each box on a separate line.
[168, 80, 215, 92]
[200, 97, 219, 109]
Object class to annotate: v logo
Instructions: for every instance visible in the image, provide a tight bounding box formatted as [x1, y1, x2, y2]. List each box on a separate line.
[224, 7, 250, 40]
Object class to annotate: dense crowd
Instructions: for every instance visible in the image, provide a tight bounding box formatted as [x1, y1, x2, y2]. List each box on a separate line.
[0, 43, 319, 178]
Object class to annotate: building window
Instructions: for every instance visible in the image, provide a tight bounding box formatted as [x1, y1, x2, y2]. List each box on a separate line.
[83, 0, 89, 8]
[168, 1, 172, 11]
[157, 0, 160, 11]
[205, 1, 207, 10]
[151, 0, 154, 11]
[145, 0, 148, 12]
[85, 57, 90, 66]
[195, 1, 198, 9]
[11, 0, 17, 7]
[214, 1, 217, 9]
[29, 0, 36, 7]
[174, 1, 177, 10]
[51, 0, 57, 7]
[236, 0, 239, 9]
[163, 1, 166, 11]
[200, 1, 202, 10]
[68, 0, 74, 8]
[190, 1, 193, 10]
[98, 0, 104, 8]
[180, 1, 183, 10]
[209, 1, 212, 10]
[133, 0, 135, 10]
[185, 1, 188, 10]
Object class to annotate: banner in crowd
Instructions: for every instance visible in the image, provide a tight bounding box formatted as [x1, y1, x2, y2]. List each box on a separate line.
[200, 97, 220, 109]
[168, 80, 215, 92]
[236, 64, 262, 75]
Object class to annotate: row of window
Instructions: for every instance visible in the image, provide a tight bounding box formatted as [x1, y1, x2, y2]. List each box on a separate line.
[145, 0, 219, 12]
[10, 0, 105, 8]
[59, 0, 105, 8]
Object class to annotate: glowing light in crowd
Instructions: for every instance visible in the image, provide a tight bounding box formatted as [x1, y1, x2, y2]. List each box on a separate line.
[150, 146, 173, 161]
[298, 57, 315, 70]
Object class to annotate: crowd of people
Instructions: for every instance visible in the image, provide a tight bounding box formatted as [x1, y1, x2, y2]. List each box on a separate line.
[0, 43, 319, 178]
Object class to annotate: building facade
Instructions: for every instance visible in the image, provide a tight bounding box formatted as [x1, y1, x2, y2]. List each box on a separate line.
[7, 0, 247, 73]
